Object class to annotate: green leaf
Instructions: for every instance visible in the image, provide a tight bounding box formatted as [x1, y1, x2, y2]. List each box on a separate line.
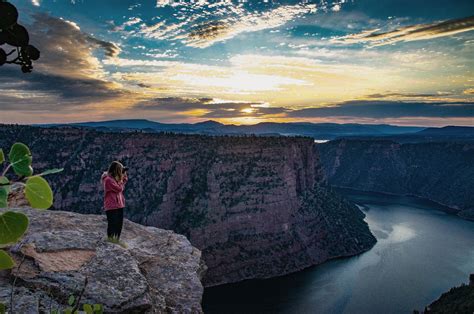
[0, 302, 6, 314]
[65, 308, 72, 314]
[0, 211, 29, 245]
[37, 168, 64, 177]
[8, 143, 33, 177]
[93, 304, 103, 314]
[83, 304, 93, 314]
[25, 176, 53, 210]
[68, 295, 75, 306]
[0, 177, 9, 208]
[0, 249, 15, 270]
[0, 149, 4, 165]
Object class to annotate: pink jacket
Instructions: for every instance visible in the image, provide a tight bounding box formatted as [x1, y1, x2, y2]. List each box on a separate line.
[102, 174, 128, 211]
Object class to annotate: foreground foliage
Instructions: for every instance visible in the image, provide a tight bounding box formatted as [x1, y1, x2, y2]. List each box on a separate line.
[0, 142, 62, 269]
[0, 143, 62, 312]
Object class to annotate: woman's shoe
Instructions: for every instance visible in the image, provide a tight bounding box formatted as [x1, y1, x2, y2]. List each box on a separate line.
[118, 241, 128, 249]
[107, 236, 128, 248]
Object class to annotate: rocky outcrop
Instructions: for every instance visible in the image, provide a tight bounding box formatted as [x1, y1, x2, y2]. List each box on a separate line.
[0, 207, 205, 313]
[319, 139, 474, 220]
[0, 125, 376, 286]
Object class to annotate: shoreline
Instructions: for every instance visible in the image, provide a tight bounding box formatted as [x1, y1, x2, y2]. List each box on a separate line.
[331, 185, 473, 221]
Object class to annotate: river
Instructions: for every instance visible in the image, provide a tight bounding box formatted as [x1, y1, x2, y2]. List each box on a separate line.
[202, 190, 474, 314]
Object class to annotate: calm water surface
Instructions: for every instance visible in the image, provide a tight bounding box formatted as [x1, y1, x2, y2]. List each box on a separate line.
[202, 190, 474, 314]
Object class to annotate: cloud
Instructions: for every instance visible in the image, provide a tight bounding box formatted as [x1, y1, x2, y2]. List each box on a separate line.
[203, 106, 289, 119]
[133, 97, 474, 121]
[181, 4, 317, 48]
[134, 97, 217, 111]
[139, 3, 317, 48]
[32, 13, 120, 60]
[107, 52, 452, 110]
[286, 101, 474, 119]
[105, 54, 314, 98]
[0, 13, 128, 113]
[112, 17, 142, 31]
[186, 20, 230, 45]
[332, 15, 474, 46]
[23, 13, 122, 79]
[85, 36, 121, 58]
[365, 92, 454, 99]
[133, 97, 289, 118]
[0, 73, 127, 113]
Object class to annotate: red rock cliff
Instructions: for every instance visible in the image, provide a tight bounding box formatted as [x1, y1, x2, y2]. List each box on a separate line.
[0, 125, 375, 286]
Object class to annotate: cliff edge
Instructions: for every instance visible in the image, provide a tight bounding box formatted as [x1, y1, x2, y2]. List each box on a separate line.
[0, 207, 205, 313]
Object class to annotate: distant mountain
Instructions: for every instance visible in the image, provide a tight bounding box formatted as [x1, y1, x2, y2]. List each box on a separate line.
[417, 126, 474, 136]
[40, 119, 424, 140]
[193, 120, 225, 129]
[73, 119, 168, 129]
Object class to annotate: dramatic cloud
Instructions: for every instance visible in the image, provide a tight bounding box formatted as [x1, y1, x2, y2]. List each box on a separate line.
[0, 13, 128, 113]
[139, 3, 317, 48]
[332, 15, 474, 46]
[287, 101, 474, 119]
[29, 13, 121, 71]
[181, 4, 317, 48]
[2, 0, 473, 126]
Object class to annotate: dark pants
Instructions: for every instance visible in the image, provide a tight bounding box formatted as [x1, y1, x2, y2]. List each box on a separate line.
[106, 208, 124, 239]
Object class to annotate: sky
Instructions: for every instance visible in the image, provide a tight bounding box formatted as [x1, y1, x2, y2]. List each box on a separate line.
[1, 0, 473, 126]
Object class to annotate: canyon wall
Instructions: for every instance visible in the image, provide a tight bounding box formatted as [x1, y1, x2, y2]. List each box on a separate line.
[319, 139, 474, 220]
[0, 125, 375, 286]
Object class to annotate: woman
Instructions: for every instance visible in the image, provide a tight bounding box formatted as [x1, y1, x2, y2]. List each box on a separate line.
[101, 161, 128, 245]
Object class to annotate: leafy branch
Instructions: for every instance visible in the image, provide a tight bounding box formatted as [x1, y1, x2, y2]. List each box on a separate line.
[0, 143, 63, 270]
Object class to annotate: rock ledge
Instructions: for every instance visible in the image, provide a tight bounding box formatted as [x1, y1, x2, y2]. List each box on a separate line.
[0, 208, 205, 313]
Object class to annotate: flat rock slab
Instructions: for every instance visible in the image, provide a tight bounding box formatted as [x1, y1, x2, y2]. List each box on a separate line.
[0, 208, 205, 313]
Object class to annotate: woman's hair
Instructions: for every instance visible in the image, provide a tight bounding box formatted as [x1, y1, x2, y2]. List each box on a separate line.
[108, 161, 124, 182]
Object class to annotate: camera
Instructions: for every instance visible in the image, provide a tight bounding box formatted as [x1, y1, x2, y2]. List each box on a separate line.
[123, 167, 129, 173]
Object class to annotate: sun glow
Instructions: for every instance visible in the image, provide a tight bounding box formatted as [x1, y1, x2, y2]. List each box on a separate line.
[241, 108, 255, 114]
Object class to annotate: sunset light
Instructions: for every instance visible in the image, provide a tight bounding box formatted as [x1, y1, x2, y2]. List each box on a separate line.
[0, 0, 473, 126]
